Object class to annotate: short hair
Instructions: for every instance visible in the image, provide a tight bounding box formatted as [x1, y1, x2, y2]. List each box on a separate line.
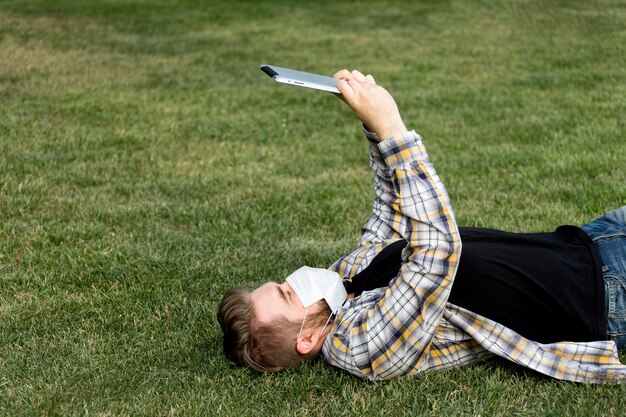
[217, 286, 331, 372]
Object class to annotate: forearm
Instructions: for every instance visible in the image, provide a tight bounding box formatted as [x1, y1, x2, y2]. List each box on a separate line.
[378, 133, 460, 295]
[359, 127, 412, 242]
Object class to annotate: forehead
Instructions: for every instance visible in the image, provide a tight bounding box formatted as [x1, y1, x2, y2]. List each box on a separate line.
[250, 282, 287, 324]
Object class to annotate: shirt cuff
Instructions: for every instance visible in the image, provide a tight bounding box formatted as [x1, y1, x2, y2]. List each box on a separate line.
[378, 130, 427, 168]
[362, 125, 381, 147]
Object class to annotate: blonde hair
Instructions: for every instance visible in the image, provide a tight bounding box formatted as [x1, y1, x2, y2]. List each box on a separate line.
[217, 286, 331, 372]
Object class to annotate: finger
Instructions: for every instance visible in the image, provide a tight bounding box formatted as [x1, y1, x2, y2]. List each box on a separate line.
[351, 70, 368, 83]
[366, 74, 376, 85]
[348, 78, 363, 95]
[333, 69, 354, 80]
[337, 79, 355, 101]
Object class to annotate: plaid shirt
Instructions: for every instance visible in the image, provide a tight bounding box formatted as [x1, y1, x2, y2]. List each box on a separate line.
[321, 129, 626, 383]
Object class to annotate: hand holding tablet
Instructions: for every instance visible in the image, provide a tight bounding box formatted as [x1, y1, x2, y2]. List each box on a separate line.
[260, 65, 407, 140]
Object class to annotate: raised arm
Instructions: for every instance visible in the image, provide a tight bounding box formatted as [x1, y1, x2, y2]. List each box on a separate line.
[325, 70, 462, 379]
[330, 70, 414, 279]
[336, 70, 413, 245]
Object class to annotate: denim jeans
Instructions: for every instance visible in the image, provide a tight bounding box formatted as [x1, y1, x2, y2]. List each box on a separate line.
[580, 206, 626, 349]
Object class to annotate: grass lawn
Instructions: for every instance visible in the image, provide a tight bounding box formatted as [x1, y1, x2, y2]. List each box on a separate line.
[1, 0, 625, 415]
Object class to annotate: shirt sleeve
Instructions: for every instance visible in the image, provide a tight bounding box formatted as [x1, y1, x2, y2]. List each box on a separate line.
[329, 127, 413, 278]
[360, 126, 407, 243]
[323, 130, 462, 380]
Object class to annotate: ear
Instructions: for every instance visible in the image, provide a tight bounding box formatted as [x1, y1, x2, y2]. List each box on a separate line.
[295, 329, 320, 355]
[295, 326, 331, 356]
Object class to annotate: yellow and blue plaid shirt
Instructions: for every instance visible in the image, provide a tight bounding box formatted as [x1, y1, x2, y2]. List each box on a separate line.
[321, 129, 626, 383]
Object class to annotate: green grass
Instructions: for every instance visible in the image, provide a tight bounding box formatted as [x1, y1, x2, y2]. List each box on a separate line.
[1, 0, 625, 415]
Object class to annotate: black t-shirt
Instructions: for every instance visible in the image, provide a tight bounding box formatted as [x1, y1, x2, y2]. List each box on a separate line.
[344, 226, 606, 343]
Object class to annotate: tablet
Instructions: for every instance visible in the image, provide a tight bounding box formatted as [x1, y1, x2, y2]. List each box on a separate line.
[259, 64, 340, 93]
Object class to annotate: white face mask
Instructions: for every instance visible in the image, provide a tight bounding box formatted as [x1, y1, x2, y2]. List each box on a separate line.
[286, 266, 347, 313]
[285, 266, 348, 340]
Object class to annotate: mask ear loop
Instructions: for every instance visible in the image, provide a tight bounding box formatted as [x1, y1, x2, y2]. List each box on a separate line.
[296, 308, 308, 341]
[318, 312, 334, 337]
[297, 309, 335, 342]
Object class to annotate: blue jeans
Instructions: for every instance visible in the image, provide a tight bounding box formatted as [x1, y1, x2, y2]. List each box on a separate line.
[580, 206, 626, 349]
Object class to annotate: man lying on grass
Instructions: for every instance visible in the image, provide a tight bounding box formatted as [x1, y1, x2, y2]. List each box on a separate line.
[218, 69, 626, 383]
